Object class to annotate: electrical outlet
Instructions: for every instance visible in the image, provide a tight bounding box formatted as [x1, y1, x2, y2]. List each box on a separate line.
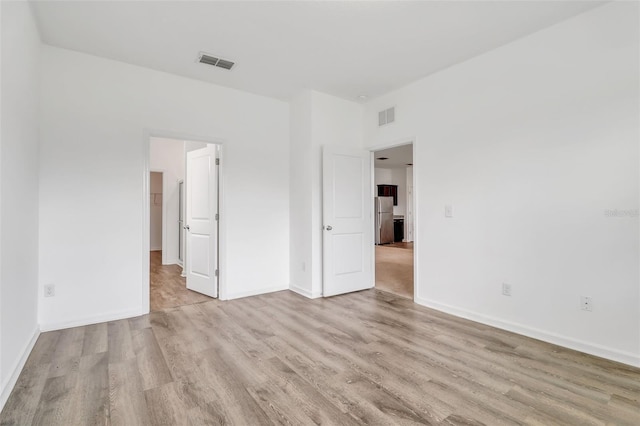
[445, 205, 453, 218]
[502, 283, 512, 296]
[44, 284, 55, 298]
[580, 296, 593, 311]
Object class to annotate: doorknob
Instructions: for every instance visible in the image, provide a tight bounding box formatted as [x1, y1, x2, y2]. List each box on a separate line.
[184, 225, 190, 230]
[326, 225, 333, 231]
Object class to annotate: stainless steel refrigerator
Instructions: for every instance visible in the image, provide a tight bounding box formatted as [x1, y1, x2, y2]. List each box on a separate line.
[375, 196, 394, 245]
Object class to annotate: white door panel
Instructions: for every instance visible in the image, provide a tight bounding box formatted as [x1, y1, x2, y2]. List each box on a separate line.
[186, 145, 218, 298]
[323, 146, 372, 297]
[333, 156, 363, 218]
[190, 235, 211, 276]
[333, 233, 364, 275]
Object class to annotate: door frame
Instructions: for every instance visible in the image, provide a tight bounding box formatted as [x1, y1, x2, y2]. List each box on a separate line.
[142, 129, 227, 314]
[369, 137, 418, 301]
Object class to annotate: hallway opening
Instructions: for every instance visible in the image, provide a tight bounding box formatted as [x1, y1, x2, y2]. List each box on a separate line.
[148, 136, 221, 311]
[375, 242, 414, 298]
[373, 143, 415, 299]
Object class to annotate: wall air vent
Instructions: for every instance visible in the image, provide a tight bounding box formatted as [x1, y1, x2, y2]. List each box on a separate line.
[378, 107, 395, 126]
[198, 52, 235, 70]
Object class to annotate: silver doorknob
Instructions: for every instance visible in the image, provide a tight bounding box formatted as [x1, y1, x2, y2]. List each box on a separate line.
[184, 225, 190, 230]
[326, 225, 333, 231]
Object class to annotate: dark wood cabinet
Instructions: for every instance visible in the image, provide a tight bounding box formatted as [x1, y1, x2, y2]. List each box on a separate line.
[394, 218, 404, 242]
[377, 184, 398, 206]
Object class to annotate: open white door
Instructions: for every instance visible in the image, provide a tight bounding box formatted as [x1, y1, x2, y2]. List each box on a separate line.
[185, 145, 218, 298]
[322, 146, 373, 297]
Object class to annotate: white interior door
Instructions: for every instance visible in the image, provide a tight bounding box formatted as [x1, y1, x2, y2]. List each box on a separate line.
[186, 145, 218, 298]
[322, 146, 373, 297]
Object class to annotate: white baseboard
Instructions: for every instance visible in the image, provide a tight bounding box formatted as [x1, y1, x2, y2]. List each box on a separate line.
[225, 284, 289, 301]
[161, 255, 180, 266]
[150, 247, 161, 252]
[0, 327, 40, 412]
[39, 307, 146, 332]
[415, 296, 640, 368]
[289, 284, 322, 299]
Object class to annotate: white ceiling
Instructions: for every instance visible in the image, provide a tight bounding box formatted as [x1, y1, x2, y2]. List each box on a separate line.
[374, 144, 413, 169]
[31, 1, 602, 102]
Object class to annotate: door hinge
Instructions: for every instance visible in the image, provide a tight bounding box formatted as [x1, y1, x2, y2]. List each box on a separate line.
[215, 269, 219, 277]
[215, 213, 219, 221]
[215, 158, 220, 165]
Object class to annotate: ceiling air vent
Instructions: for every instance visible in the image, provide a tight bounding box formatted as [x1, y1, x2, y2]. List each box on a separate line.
[378, 107, 395, 127]
[198, 52, 235, 70]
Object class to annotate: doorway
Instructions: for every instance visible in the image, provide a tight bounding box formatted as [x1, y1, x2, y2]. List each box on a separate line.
[373, 143, 415, 299]
[147, 136, 220, 311]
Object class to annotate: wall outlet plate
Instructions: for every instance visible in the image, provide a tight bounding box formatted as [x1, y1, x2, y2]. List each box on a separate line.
[445, 205, 453, 218]
[502, 283, 512, 296]
[44, 284, 55, 298]
[580, 296, 593, 311]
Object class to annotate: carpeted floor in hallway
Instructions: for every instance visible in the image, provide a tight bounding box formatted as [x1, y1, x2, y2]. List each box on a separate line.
[375, 242, 413, 298]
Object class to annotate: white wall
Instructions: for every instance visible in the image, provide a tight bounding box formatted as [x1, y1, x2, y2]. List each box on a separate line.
[374, 168, 392, 187]
[150, 137, 186, 263]
[289, 90, 364, 298]
[38, 46, 290, 329]
[184, 141, 207, 153]
[149, 172, 163, 251]
[289, 91, 313, 297]
[0, 1, 41, 408]
[364, 2, 640, 366]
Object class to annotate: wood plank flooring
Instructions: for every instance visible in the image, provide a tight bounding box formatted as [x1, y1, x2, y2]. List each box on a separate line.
[2, 289, 640, 425]
[376, 242, 413, 299]
[150, 251, 211, 311]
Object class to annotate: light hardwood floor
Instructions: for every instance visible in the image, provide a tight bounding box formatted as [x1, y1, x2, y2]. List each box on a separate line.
[150, 251, 211, 311]
[1, 289, 639, 425]
[375, 242, 413, 298]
